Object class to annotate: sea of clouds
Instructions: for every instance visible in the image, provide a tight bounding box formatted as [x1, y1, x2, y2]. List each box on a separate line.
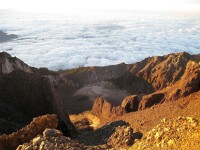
[0, 11, 200, 70]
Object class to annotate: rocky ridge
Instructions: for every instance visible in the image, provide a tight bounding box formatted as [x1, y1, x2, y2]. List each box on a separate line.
[61, 52, 200, 113]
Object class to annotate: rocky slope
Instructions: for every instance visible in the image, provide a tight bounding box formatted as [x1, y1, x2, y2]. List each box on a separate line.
[16, 120, 137, 150]
[0, 52, 75, 135]
[129, 116, 200, 150]
[61, 52, 200, 113]
[0, 51, 199, 150]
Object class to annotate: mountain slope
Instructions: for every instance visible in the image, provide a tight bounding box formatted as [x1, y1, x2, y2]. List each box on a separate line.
[0, 52, 75, 135]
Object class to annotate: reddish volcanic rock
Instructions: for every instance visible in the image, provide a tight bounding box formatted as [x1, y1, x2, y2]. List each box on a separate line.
[164, 60, 200, 101]
[139, 93, 165, 110]
[179, 61, 200, 96]
[139, 60, 200, 110]
[92, 97, 126, 118]
[133, 52, 194, 90]
[121, 95, 139, 112]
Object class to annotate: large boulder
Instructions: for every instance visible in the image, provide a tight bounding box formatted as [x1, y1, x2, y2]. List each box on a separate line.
[139, 93, 165, 110]
[92, 97, 126, 118]
[121, 95, 139, 112]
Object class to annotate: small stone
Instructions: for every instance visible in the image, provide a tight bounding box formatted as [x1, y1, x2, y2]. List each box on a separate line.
[16, 145, 23, 150]
[155, 132, 162, 139]
[161, 118, 167, 123]
[39, 141, 45, 150]
[168, 139, 175, 146]
[24, 146, 31, 150]
[156, 143, 161, 147]
[177, 116, 183, 120]
[43, 129, 63, 137]
[164, 127, 169, 132]
[32, 136, 42, 146]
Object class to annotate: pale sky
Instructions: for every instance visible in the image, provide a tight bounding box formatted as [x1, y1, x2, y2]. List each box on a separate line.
[1, 0, 200, 13]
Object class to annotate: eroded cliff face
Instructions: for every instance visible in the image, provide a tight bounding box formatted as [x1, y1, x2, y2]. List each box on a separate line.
[139, 60, 200, 110]
[0, 52, 75, 135]
[60, 52, 200, 113]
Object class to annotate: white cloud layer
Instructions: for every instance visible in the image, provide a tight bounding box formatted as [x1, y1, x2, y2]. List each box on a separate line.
[0, 11, 200, 70]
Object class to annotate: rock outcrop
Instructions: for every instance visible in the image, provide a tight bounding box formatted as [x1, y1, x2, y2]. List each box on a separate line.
[139, 93, 165, 110]
[0, 52, 75, 135]
[139, 60, 200, 110]
[91, 97, 126, 119]
[121, 95, 139, 112]
[0, 114, 58, 150]
[0, 52, 31, 75]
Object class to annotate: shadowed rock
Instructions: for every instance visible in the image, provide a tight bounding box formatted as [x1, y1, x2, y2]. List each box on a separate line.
[0, 114, 58, 150]
[139, 93, 165, 110]
[121, 95, 139, 112]
[91, 97, 126, 119]
[0, 52, 76, 136]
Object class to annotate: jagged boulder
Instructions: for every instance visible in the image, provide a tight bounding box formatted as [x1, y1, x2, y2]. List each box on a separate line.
[0, 114, 58, 150]
[139, 93, 165, 110]
[92, 97, 126, 118]
[121, 95, 139, 112]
